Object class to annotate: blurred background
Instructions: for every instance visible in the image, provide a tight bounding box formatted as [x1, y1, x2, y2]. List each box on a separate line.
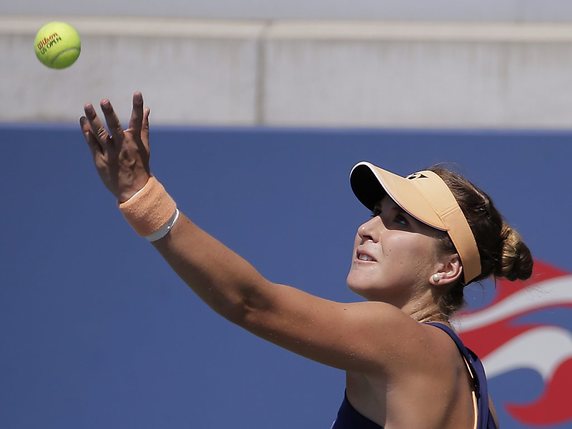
[1, 2, 571, 428]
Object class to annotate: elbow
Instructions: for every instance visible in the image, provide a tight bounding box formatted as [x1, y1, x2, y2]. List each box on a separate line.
[222, 282, 273, 329]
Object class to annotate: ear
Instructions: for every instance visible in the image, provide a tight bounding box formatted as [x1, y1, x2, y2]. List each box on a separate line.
[429, 253, 463, 287]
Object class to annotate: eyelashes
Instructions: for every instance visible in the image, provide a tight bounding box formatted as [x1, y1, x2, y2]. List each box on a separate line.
[370, 209, 409, 226]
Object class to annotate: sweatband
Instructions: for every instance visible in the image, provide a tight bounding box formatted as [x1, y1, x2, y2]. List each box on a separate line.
[118, 176, 178, 240]
[144, 208, 180, 242]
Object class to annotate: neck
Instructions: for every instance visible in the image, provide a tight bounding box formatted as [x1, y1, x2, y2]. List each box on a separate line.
[403, 295, 450, 324]
[412, 309, 450, 324]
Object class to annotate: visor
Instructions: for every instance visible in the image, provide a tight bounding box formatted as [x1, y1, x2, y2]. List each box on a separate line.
[350, 161, 481, 284]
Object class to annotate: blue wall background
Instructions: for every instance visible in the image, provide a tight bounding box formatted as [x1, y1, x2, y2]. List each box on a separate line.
[1, 124, 570, 428]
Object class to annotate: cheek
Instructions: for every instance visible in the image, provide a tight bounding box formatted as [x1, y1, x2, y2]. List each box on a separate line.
[383, 234, 437, 267]
[384, 234, 416, 255]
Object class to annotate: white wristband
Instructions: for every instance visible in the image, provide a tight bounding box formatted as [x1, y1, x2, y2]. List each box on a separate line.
[144, 208, 180, 242]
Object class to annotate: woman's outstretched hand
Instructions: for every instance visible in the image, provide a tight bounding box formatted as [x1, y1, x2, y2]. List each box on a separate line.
[80, 92, 152, 203]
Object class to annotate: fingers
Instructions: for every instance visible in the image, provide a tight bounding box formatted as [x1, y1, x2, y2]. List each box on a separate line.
[82, 92, 148, 153]
[128, 91, 144, 133]
[84, 102, 110, 146]
[100, 99, 124, 144]
[79, 115, 103, 157]
[141, 107, 151, 153]
[129, 92, 150, 153]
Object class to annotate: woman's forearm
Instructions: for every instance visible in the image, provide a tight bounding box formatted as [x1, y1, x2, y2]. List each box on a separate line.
[152, 212, 271, 324]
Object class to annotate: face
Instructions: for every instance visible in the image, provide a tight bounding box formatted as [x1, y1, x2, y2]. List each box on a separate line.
[346, 196, 445, 305]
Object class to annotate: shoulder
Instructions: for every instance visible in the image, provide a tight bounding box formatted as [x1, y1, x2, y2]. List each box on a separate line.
[346, 305, 462, 376]
[379, 321, 464, 378]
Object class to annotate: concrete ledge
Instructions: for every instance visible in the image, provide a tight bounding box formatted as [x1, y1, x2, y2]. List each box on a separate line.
[267, 21, 572, 42]
[8, 16, 572, 41]
[1, 16, 265, 38]
[3, 16, 572, 128]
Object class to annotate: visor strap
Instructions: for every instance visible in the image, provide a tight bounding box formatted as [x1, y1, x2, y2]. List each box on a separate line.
[414, 170, 481, 284]
[441, 207, 481, 283]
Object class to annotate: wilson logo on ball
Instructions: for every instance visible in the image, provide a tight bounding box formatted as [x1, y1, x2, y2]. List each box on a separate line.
[36, 33, 63, 56]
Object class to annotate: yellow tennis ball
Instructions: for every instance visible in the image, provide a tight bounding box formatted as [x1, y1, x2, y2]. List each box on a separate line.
[34, 21, 81, 69]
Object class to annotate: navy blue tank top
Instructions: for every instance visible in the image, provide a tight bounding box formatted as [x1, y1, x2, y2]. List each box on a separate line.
[330, 322, 497, 429]
[331, 392, 383, 429]
[427, 322, 498, 429]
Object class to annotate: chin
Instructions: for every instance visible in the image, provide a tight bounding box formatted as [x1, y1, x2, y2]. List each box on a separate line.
[346, 273, 404, 303]
[346, 275, 378, 299]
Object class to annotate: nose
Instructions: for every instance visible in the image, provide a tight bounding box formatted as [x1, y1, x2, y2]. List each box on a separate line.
[357, 216, 383, 243]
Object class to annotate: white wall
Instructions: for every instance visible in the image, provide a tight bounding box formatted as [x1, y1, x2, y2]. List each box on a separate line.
[3, 15, 572, 128]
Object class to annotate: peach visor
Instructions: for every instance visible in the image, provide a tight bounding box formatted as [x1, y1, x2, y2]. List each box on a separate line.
[350, 161, 481, 284]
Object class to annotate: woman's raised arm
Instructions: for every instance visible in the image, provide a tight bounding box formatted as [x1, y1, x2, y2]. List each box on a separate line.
[79, 92, 437, 375]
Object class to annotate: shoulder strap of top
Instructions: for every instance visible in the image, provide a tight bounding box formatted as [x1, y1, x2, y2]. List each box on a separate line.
[425, 322, 498, 429]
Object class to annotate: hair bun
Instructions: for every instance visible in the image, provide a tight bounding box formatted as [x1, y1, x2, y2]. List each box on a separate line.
[497, 223, 533, 281]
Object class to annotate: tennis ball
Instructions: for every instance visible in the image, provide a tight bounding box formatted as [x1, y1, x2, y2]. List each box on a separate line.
[34, 21, 81, 69]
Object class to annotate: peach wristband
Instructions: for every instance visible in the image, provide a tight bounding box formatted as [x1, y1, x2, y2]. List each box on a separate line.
[118, 176, 178, 239]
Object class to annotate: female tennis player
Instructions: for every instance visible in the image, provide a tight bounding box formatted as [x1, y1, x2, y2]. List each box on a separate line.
[80, 92, 532, 429]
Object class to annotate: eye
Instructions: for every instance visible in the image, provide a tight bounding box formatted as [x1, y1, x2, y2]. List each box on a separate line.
[394, 213, 409, 226]
[370, 207, 382, 218]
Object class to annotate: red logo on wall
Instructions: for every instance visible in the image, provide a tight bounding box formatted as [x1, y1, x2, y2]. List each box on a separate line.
[455, 261, 572, 427]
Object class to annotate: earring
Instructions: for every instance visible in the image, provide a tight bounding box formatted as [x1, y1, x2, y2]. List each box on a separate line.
[432, 274, 441, 283]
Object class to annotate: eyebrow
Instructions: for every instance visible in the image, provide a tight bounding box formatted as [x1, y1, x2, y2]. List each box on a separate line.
[380, 199, 424, 227]
[374, 195, 393, 210]
[376, 198, 405, 214]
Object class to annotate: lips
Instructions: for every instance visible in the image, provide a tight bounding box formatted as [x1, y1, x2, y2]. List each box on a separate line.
[356, 249, 377, 262]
